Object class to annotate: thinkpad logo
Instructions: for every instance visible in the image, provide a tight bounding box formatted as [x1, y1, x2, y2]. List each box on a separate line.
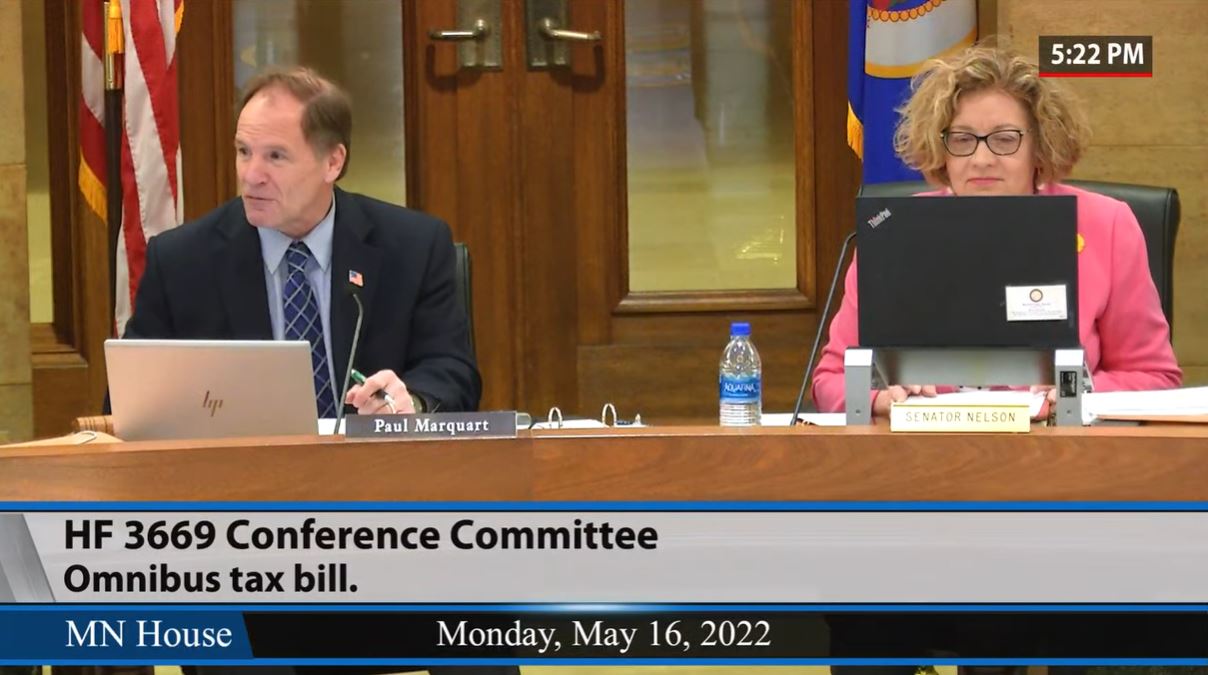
[202, 390, 223, 417]
[867, 208, 892, 229]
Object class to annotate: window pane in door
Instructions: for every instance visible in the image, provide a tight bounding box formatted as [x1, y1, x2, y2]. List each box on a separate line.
[626, 0, 795, 292]
[232, 0, 406, 205]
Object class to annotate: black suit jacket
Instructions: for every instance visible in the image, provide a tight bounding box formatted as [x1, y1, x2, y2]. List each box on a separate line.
[124, 188, 481, 412]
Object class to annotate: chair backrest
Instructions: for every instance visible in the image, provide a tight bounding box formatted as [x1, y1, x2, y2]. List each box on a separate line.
[857, 180, 1180, 335]
[453, 242, 476, 358]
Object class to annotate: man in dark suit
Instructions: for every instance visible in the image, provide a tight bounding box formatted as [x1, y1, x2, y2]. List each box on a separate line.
[124, 65, 480, 416]
[129, 66, 505, 675]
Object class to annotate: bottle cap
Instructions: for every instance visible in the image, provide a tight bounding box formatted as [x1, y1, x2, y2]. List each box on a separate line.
[730, 321, 751, 337]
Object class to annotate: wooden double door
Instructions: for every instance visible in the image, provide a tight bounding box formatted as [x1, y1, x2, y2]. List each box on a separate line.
[403, 0, 859, 421]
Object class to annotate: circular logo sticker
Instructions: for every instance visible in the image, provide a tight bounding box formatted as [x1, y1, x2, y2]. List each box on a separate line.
[1029, 289, 1044, 303]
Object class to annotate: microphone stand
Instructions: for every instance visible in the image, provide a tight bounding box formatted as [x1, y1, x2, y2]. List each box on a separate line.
[334, 288, 364, 436]
[790, 230, 858, 425]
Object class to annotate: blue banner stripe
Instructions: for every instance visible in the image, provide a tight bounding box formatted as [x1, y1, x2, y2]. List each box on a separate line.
[0, 611, 253, 660]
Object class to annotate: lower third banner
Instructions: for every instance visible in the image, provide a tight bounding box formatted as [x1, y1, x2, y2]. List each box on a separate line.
[2, 606, 1207, 664]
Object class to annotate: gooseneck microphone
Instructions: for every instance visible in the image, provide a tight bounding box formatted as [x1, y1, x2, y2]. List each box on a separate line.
[790, 230, 859, 426]
[334, 284, 365, 434]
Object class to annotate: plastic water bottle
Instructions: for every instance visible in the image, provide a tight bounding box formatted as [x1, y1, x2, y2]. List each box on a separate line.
[719, 321, 762, 426]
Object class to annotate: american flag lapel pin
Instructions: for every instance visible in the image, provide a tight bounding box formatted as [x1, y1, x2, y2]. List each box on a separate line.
[348, 269, 364, 287]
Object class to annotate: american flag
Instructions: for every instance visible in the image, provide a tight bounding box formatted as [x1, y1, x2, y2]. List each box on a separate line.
[348, 270, 364, 288]
[80, 0, 184, 336]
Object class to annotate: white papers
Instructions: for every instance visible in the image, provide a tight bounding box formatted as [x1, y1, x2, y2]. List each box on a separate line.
[530, 419, 611, 430]
[530, 419, 649, 430]
[762, 412, 847, 427]
[1083, 386, 1208, 423]
[318, 418, 345, 435]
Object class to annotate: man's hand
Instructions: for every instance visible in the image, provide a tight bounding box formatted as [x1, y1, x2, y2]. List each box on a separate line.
[345, 369, 417, 415]
[873, 384, 938, 416]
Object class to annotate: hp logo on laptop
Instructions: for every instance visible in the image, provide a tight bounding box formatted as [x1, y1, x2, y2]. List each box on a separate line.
[202, 390, 224, 417]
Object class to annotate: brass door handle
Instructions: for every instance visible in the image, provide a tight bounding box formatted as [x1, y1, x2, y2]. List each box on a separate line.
[538, 17, 600, 42]
[429, 18, 490, 41]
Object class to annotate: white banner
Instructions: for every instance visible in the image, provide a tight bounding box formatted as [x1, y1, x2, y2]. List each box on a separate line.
[13, 511, 1208, 603]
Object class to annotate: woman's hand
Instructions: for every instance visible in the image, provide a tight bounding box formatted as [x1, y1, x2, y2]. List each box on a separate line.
[1030, 385, 1058, 420]
[873, 384, 938, 416]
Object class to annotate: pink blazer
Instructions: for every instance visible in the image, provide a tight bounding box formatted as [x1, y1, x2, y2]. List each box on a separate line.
[811, 183, 1182, 412]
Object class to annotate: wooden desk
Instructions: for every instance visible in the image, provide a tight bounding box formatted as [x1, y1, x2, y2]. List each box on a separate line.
[2, 425, 1206, 502]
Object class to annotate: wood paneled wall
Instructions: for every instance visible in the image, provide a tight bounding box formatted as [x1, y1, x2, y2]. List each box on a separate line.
[995, 0, 1208, 384]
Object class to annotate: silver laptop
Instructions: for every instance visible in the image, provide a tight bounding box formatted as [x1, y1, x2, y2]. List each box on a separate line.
[105, 339, 319, 441]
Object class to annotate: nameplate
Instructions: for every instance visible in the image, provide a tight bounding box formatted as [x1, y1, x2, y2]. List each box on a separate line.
[890, 403, 1031, 433]
[345, 412, 518, 440]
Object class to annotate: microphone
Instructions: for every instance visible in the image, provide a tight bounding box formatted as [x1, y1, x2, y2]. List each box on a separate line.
[334, 282, 365, 434]
[789, 230, 859, 426]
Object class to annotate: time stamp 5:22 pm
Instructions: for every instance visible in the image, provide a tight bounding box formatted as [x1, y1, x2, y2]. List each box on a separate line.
[1039, 36, 1153, 77]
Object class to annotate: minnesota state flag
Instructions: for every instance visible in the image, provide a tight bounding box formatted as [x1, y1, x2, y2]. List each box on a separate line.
[848, 0, 978, 184]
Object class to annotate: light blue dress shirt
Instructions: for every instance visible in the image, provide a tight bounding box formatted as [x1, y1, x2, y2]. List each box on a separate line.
[257, 199, 339, 406]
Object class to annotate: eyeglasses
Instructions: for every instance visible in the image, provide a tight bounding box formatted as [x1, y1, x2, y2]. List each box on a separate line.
[941, 129, 1027, 157]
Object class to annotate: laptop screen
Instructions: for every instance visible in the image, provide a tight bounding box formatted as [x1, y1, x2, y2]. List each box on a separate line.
[105, 339, 319, 441]
[856, 195, 1079, 350]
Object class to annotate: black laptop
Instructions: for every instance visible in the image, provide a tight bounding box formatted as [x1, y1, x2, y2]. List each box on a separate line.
[856, 194, 1079, 350]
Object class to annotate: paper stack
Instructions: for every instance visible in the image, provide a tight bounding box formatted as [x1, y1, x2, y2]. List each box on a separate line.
[1082, 386, 1208, 425]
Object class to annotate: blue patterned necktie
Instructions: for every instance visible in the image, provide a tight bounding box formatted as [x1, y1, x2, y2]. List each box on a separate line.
[283, 242, 337, 418]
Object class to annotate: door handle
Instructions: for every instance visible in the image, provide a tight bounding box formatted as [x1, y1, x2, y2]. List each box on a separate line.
[526, 0, 602, 68]
[537, 17, 600, 43]
[429, 18, 490, 42]
[427, 0, 501, 69]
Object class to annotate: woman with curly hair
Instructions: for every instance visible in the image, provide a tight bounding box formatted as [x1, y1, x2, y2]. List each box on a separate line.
[811, 44, 1181, 415]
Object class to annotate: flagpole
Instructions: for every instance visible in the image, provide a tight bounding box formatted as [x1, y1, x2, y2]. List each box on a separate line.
[103, 0, 124, 334]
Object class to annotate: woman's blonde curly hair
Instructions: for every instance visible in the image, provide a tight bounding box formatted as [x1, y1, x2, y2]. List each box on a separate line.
[893, 43, 1092, 188]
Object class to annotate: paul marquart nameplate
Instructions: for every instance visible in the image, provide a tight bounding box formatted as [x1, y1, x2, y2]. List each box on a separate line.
[345, 412, 518, 440]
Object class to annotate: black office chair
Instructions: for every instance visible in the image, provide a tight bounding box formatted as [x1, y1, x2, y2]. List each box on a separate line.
[858, 180, 1181, 336]
[453, 242, 476, 358]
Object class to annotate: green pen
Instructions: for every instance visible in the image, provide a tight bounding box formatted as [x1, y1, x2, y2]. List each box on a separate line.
[350, 369, 397, 411]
